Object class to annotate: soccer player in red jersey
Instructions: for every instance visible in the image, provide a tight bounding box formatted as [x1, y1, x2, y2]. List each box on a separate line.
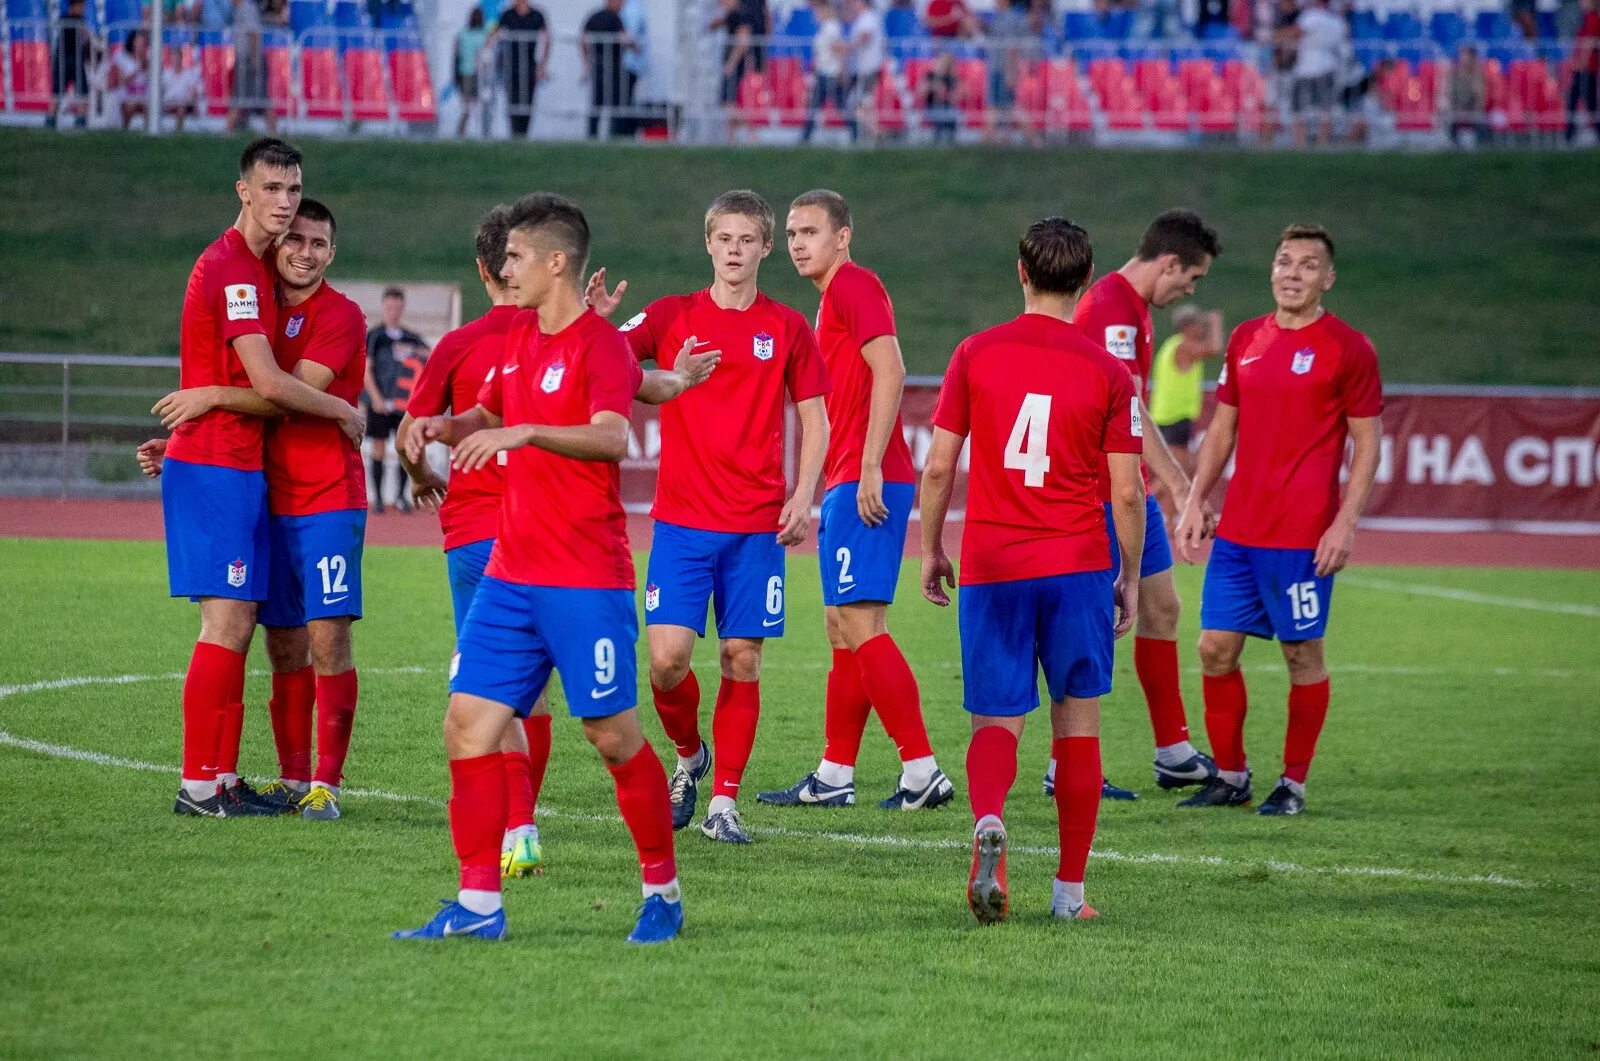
[582, 190, 831, 844]
[1174, 224, 1384, 816]
[1043, 209, 1223, 803]
[160, 138, 365, 818]
[921, 217, 1144, 923]
[394, 194, 684, 944]
[759, 189, 953, 812]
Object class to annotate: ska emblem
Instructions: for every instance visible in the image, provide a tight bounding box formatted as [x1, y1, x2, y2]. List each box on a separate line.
[753, 332, 774, 362]
[1291, 349, 1316, 375]
[285, 314, 304, 339]
[227, 558, 247, 588]
[541, 363, 566, 393]
[644, 583, 660, 611]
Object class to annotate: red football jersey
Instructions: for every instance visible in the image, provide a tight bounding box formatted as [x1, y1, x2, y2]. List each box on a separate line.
[815, 261, 916, 490]
[167, 227, 278, 471]
[407, 304, 518, 551]
[264, 281, 367, 517]
[479, 309, 643, 589]
[1215, 311, 1384, 549]
[621, 290, 831, 533]
[1074, 271, 1152, 503]
[932, 314, 1143, 584]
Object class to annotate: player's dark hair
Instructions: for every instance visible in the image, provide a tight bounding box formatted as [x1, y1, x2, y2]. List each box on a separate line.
[295, 197, 336, 238]
[705, 189, 775, 244]
[506, 192, 591, 281]
[1135, 209, 1221, 268]
[382, 286, 405, 300]
[238, 136, 302, 179]
[1278, 223, 1335, 261]
[475, 203, 514, 288]
[1019, 216, 1094, 296]
[790, 189, 852, 233]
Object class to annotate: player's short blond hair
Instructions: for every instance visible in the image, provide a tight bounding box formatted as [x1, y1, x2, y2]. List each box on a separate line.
[705, 190, 775, 244]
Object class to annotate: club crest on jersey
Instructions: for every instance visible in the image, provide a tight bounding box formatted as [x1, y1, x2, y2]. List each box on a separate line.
[226, 558, 247, 588]
[645, 583, 660, 611]
[1291, 349, 1316, 375]
[540, 363, 566, 394]
[285, 314, 304, 339]
[1104, 325, 1137, 360]
[753, 332, 774, 362]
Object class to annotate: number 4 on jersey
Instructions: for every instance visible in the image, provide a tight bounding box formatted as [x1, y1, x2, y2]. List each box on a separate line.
[1004, 392, 1052, 488]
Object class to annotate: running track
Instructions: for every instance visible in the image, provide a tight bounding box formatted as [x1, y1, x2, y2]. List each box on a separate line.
[3, 498, 1598, 568]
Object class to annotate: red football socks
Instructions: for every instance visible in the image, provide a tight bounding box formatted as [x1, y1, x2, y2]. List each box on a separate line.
[212, 647, 249, 778]
[181, 641, 244, 782]
[711, 679, 760, 801]
[449, 752, 506, 893]
[268, 666, 315, 784]
[652, 670, 703, 760]
[523, 713, 552, 820]
[607, 744, 677, 886]
[312, 669, 358, 787]
[1283, 678, 1331, 784]
[854, 634, 933, 762]
[822, 647, 872, 767]
[1135, 636, 1191, 747]
[503, 752, 536, 831]
[1202, 669, 1250, 774]
[966, 725, 1019, 824]
[1053, 736, 1101, 884]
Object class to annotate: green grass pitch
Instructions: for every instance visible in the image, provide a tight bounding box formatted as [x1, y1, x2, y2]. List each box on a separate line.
[1, 536, 1597, 1058]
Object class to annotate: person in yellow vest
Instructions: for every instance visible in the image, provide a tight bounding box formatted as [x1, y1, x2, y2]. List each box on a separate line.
[1149, 304, 1223, 489]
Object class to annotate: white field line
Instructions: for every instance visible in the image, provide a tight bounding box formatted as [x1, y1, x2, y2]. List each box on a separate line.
[0, 670, 1545, 892]
[1342, 575, 1600, 619]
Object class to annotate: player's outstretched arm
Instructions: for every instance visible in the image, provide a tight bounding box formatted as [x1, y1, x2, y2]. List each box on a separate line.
[152, 385, 279, 430]
[453, 411, 629, 472]
[635, 337, 721, 404]
[1315, 414, 1381, 577]
[778, 396, 830, 546]
[856, 335, 907, 527]
[234, 335, 365, 444]
[918, 427, 962, 607]
[1176, 402, 1237, 564]
[1107, 451, 1145, 636]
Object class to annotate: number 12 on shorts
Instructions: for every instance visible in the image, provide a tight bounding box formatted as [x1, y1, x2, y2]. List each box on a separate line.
[1286, 581, 1321, 622]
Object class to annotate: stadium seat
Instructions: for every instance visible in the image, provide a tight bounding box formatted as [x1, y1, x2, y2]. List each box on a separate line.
[300, 27, 343, 118]
[198, 28, 232, 116]
[385, 30, 433, 122]
[735, 68, 772, 127]
[265, 28, 292, 117]
[767, 56, 807, 127]
[6, 25, 50, 112]
[332, 0, 366, 28]
[1513, 57, 1565, 133]
[289, 0, 330, 34]
[1475, 11, 1514, 41]
[1383, 12, 1423, 42]
[342, 30, 389, 120]
[1429, 11, 1467, 50]
[1014, 61, 1046, 132]
[1350, 10, 1382, 41]
[1380, 60, 1437, 132]
[1535, 10, 1558, 39]
[1042, 57, 1093, 132]
[873, 64, 907, 133]
[884, 7, 920, 40]
[956, 56, 987, 128]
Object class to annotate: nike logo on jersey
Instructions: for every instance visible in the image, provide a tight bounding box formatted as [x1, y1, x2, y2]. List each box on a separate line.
[590, 687, 619, 700]
[502, 363, 520, 374]
[1240, 355, 1264, 366]
[442, 916, 498, 937]
[322, 595, 348, 606]
[762, 617, 784, 628]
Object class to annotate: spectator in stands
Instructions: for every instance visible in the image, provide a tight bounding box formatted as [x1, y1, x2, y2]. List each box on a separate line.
[919, 49, 960, 141]
[843, 0, 884, 129]
[1261, 0, 1298, 141]
[1338, 54, 1390, 144]
[227, 0, 276, 133]
[926, 0, 978, 38]
[48, 0, 90, 129]
[712, 0, 768, 113]
[364, 288, 429, 515]
[455, 9, 489, 137]
[581, 0, 634, 138]
[620, 0, 649, 130]
[1449, 46, 1487, 147]
[496, 0, 549, 139]
[985, 0, 1032, 142]
[1567, 0, 1599, 143]
[802, 0, 853, 142]
[109, 29, 203, 131]
[1291, 0, 1346, 146]
[1510, 0, 1537, 40]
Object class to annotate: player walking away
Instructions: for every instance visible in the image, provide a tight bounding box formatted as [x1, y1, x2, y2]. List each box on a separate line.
[920, 217, 1144, 924]
[159, 138, 364, 819]
[1173, 224, 1383, 816]
[759, 189, 953, 813]
[1043, 209, 1222, 803]
[393, 194, 684, 944]
[582, 190, 831, 844]
[363, 287, 429, 514]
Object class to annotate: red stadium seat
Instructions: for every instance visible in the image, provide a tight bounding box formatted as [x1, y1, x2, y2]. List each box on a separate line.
[768, 58, 807, 127]
[956, 57, 987, 128]
[265, 38, 292, 117]
[874, 65, 907, 132]
[1514, 58, 1564, 133]
[388, 47, 434, 122]
[1014, 62, 1046, 131]
[1042, 58, 1093, 133]
[301, 43, 342, 119]
[200, 37, 233, 117]
[344, 41, 390, 121]
[736, 68, 772, 127]
[8, 35, 50, 112]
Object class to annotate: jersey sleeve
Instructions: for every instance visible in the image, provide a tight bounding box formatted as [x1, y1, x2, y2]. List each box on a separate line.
[1215, 324, 1247, 407]
[929, 341, 971, 437]
[586, 331, 641, 419]
[839, 270, 896, 348]
[1337, 332, 1384, 418]
[1100, 360, 1143, 454]
[618, 299, 668, 364]
[295, 300, 366, 378]
[405, 331, 458, 417]
[783, 314, 831, 402]
[1074, 287, 1140, 363]
[213, 255, 270, 343]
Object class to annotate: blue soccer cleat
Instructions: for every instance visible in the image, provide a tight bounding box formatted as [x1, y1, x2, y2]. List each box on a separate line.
[392, 900, 507, 941]
[626, 894, 684, 944]
[700, 807, 753, 844]
[878, 769, 955, 810]
[1154, 751, 1218, 791]
[756, 772, 855, 807]
[668, 744, 712, 831]
[1257, 779, 1306, 816]
[1043, 775, 1138, 801]
[1177, 772, 1253, 808]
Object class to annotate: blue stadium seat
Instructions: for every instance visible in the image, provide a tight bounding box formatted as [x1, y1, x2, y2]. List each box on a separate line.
[1535, 11, 1556, 39]
[1428, 11, 1465, 49]
[290, 0, 330, 33]
[332, 0, 366, 29]
[884, 6, 920, 39]
[1475, 11, 1513, 41]
[1382, 12, 1422, 41]
[1200, 22, 1238, 41]
[781, 6, 817, 40]
[1104, 8, 1134, 39]
[1063, 10, 1101, 40]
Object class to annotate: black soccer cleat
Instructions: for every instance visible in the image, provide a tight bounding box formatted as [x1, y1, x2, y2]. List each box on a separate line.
[218, 780, 289, 816]
[1176, 772, 1253, 808]
[1257, 779, 1306, 816]
[173, 788, 225, 817]
[1153, 750, 1218, 791]
[667, 744, 712, 831]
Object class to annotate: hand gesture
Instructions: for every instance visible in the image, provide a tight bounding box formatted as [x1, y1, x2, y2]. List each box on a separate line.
[135, 437, 167, 478]
[776, 491, 813, 546]
[1112, 573, 1139, 638]
[921, 549, 956, 607]
[452, 426, 522, 473]
[404, 415, 450, 466]
[584, 267, 627, 317]
[410, 468, 449, 512]
[338, 405, 366, 447]
[1314, 518, 1356, 577]
[674, 337, 721, 390]
[1173, 503, 1207, 565]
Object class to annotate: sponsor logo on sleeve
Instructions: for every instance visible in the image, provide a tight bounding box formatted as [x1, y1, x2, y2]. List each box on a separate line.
[1291, 349, 1316, 375]
[540, 363, 565, 393]
[753, 332, 775, 362]
[1104, 325, 1137, 360]
[226, 285, 259, 322]
[1130, 396, 1143, 438]
[619, 312, 646, 332]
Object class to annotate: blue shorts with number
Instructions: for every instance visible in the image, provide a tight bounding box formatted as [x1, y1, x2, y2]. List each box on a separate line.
[958, 569, 1115, 715]
[451, 575, 639, 719]
[162, 457, 270, 602]
[644, 521, 786, 638]
[818, 480, 915, 607]
[445, 537, 495, 638]
[259, 509, 366, 628]
[1104, 494, 1175, 582]
[1200, 537, 1333, 641]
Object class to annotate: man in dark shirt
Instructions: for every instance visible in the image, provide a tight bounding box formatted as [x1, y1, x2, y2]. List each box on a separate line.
[363, 287, 429, 513]
[497, 0, 549, 139]
[712, 0, 768, 105]
[582, 0, 633, 138]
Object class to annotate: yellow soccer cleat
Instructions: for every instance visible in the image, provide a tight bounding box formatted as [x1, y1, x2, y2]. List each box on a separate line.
[501, 829, 544, 878]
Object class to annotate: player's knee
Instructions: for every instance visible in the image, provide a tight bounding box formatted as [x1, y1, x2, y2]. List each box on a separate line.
[1197, 632, 1241, 675]
[719, 640, 762, 682]
[308, 622, 353, 674]
[581, 717, 643, 765]
[264, 628, 309, 673]
[824, 609, 848, 649]
[442, 697, 499, 758]
[1137, 592, 1181, 640]
[1280, 640, 1327, 683]
[649, 651, 692, 691]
